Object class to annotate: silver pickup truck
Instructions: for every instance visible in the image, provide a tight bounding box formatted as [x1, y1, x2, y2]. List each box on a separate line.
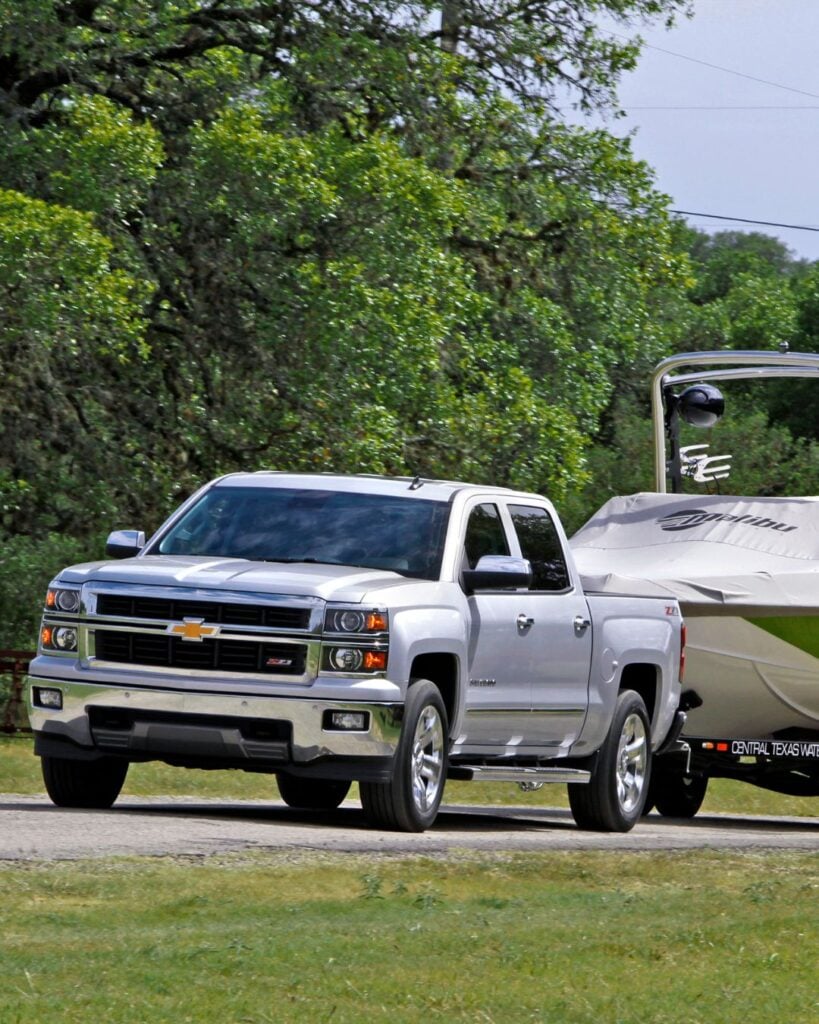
[27, 473, 685, 832]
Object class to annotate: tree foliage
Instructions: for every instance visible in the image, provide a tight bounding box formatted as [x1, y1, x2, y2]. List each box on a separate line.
[0, 0, 727, 648]
[1, 1, 693, 538]
[565, 227, 819, 532]
[1, 4, 816, 649]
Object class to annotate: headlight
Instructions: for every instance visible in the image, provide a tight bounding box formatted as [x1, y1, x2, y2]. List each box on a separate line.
[329, 647, 364, 672]
[40, 625, 79, 653]
[45, 587, 81, 613]
[322, 647, 388, 674]
[324, 606, 388, 634]
[53, 626, 79, 651]
[322, 606, 388, 674]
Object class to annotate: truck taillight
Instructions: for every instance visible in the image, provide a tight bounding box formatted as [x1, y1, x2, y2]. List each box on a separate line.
[679, 622, 687, 683]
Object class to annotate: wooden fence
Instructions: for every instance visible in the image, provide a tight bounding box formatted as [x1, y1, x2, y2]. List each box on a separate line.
[1, 651, 34, 733]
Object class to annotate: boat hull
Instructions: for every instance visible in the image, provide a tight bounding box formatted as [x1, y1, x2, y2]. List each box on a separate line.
[683, 613, 819, 737]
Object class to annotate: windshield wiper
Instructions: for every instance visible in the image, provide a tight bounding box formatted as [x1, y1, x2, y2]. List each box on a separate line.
[257, 557, 387, 570]
[257, 557, 339, 565]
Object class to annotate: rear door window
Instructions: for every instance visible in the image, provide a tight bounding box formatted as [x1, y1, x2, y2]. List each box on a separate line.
[508, 504, 570, 591]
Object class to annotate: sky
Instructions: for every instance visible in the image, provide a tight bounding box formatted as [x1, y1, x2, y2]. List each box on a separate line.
[587, 0, 819, 261]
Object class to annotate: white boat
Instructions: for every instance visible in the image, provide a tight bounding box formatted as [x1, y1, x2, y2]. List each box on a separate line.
[570, 351, 819, 812]
[572, 491, 819, 739]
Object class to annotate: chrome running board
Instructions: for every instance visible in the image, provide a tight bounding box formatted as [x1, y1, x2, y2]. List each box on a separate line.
[449, 765, 591, 785]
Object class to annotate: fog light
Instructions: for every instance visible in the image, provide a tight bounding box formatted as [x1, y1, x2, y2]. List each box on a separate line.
[34, 687, 63, 710]
[325, 711, 369, 731]
[329, 647, 364, 672]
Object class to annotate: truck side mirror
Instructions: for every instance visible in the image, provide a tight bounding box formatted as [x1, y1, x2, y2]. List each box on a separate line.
[462, 555, 532, 595]
[106, 530, 146, 559]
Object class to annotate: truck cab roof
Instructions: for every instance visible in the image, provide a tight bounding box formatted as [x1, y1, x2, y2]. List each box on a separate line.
[211, 471, 546, 505]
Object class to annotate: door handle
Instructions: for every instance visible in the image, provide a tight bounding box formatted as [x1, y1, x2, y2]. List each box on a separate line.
[574, 615, 591, 634]
[517, 613, 535, 631]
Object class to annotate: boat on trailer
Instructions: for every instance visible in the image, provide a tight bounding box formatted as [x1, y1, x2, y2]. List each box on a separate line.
[571, 350, 819, 815]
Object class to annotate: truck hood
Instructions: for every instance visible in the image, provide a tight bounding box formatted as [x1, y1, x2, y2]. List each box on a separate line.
[58, 555, 413, 603]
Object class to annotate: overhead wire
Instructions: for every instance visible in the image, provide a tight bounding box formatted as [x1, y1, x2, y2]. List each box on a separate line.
[604, 31, 819, 243]
[637, 42, 819, 99]
[610, 31, 819, 100]
[670, 211, 819, 233]
[625, 105, 819, 111]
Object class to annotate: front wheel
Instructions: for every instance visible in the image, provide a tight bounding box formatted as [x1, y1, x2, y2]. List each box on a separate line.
[568, 690, 651, 832]
[276, 773, 351, 810]
[360, 680, 448, 832]
[41, 755, 128, 809]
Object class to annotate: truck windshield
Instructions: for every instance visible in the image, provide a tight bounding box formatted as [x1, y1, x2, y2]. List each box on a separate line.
[154, 486, 451, 580]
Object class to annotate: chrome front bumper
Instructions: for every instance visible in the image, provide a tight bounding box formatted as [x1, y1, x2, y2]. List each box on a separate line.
[27, 676, 403, 778]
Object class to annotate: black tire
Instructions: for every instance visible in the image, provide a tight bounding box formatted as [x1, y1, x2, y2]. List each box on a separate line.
[276, 773, 351, 810]
[650, 767, 708, 819]
[360, 680, 448, 832]
[41, 755, 128, 809]
[568, 690, 651, 832]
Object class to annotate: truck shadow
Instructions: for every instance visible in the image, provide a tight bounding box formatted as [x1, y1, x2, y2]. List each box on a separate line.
[113, 801, 582, 832]
[5, 799, 816, 834]
[0, 798, 577, 832]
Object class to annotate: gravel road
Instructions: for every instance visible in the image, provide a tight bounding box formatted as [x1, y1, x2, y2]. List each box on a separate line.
[1, 794, 817, 861]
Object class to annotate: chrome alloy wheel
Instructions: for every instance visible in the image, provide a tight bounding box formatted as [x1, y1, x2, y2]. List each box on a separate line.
[410, 704, 445, 813]
[616, 712, 649, 813]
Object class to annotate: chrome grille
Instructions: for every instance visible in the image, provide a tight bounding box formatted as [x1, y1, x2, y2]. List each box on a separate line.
[96, 594, 310, 630]
[94, 630, 307, 675]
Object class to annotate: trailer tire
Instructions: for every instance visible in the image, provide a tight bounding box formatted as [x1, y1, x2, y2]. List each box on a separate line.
[650, 768, 708, 819]
[276, 774, 351, 810]
[41, 755, 128, 809]
[568, 690, 651, 832]
[360, 680, 448, 832]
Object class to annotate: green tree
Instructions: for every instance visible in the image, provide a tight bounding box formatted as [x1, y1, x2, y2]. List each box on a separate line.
[0, 0, 695, 647]
[0, 189, 153, 533]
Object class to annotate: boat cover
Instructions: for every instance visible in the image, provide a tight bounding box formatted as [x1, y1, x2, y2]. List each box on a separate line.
[570, 493, 819, 615]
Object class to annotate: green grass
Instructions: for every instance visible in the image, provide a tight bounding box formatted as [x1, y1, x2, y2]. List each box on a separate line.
[1, 851, 817, 1023]
[2, 735, 817, 816]
[2, 736, 817, 1022]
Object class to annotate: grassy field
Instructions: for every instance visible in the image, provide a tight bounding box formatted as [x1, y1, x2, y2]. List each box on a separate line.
[1, 734, 817, 817]
[1, 850, 817, 1023]
[3, 736, 818, 1023]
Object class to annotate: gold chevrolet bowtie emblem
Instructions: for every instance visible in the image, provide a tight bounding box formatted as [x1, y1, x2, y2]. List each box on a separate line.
[167, 618, 220, 642]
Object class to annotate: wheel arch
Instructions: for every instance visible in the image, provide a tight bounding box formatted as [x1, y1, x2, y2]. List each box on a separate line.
[408, 652, 460, 735]
[618, 662, 659, 730]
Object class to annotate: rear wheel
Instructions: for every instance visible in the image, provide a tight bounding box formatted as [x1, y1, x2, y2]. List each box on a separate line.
[41, 755, 128, 809]
[649, 765, 708, 818]
[276, 774, 351, 810]
[568, 690, 651, 832]
[360, 680, 448, 832]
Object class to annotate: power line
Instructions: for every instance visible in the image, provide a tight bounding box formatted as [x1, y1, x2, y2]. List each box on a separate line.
[611, 31, 819, 100]
[671, 210, 819, 233]
[626, 105, 819, 111]
[641, 42, 819, 99]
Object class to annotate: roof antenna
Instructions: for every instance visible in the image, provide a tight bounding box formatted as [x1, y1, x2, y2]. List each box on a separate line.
[408, 476, 424, 490]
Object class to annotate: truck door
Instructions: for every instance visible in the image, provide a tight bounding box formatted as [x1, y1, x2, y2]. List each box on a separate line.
[460, 501, 533, 747]
[507, 503, 592, 752]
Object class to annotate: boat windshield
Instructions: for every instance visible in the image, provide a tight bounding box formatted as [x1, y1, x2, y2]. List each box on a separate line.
[153, 486, 451, 580]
